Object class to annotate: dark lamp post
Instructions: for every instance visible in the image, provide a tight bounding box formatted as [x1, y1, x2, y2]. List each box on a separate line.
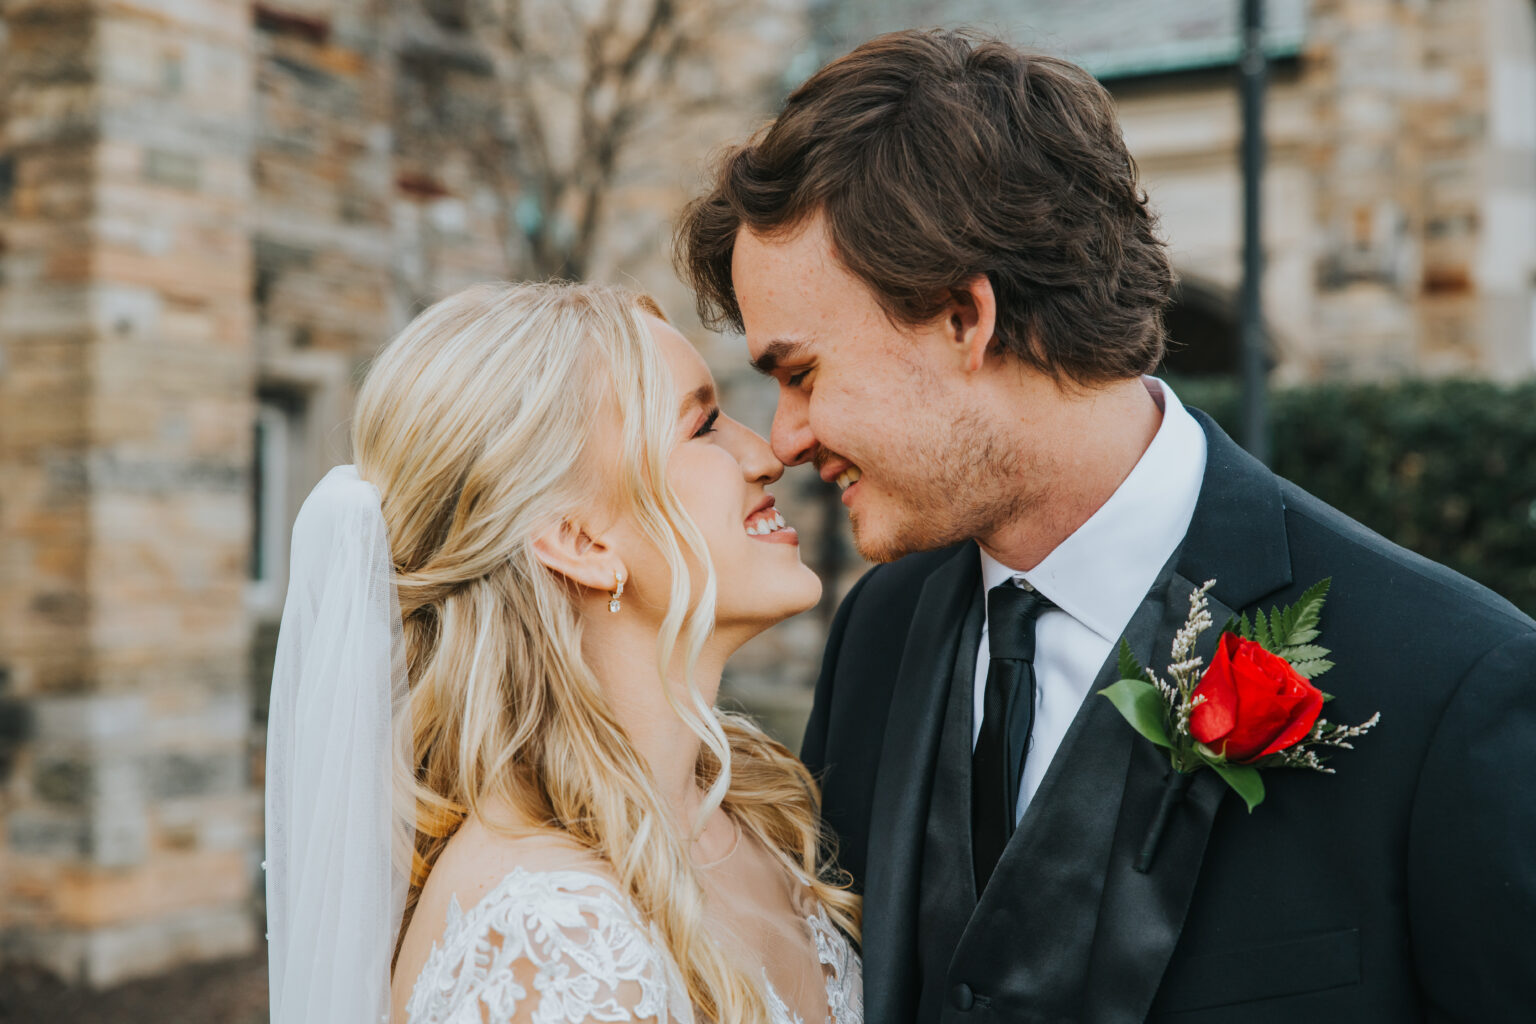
[1240, 0, 1270, 463]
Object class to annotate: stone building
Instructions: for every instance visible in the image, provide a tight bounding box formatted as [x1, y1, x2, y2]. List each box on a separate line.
[0, 0, 1532, 989]
[0, 0, 261, 986]
[0, 0, 807, 986]
[822, 0, 1536, 381]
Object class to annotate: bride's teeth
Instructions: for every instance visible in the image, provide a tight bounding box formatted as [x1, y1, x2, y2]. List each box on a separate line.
[746, 509, 788, 536]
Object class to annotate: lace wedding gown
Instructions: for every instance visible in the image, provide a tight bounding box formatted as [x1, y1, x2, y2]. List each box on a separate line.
[404, 867, 863, 1024]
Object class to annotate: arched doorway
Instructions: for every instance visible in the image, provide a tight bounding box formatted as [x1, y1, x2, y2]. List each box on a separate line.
[1159, 278, 1244, 377]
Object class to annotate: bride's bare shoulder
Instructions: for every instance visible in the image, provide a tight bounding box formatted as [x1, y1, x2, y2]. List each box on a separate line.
[422, 810, 615, 916]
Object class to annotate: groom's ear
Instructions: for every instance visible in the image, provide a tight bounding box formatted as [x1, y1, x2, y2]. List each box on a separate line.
[530, 516, 625, 596]
[946, 275, 998, 373]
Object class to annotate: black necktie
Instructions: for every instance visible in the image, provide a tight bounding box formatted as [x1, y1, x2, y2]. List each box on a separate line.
[972, 581, 1052, 891]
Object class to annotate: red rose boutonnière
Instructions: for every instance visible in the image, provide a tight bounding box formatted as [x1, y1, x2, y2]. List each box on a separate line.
[1100, 579, 1380, 871]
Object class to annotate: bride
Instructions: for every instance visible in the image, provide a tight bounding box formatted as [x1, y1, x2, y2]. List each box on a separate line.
[264, 282, 862, 1024]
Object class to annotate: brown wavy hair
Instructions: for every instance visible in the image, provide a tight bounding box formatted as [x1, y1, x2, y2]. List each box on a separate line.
[676, 28, 1174, 384]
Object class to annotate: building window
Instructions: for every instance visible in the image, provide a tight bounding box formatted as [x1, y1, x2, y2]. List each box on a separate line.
[423, 0, 469, 31]
[249, 391, 302, 614]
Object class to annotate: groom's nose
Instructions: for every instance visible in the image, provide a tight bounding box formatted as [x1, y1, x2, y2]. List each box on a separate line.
[770, 389, 817, 467]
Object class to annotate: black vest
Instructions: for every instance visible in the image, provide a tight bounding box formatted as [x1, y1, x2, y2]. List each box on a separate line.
[915, 589, 985, 1022]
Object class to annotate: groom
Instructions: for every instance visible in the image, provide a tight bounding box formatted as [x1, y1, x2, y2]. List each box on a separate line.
[678, 29, 1536, 1024]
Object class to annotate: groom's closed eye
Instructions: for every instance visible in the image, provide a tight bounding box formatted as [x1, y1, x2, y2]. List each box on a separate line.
[750, 338, 814, 378]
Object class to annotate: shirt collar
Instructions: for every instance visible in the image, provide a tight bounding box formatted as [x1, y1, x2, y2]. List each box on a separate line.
[979, 377, 1208, 643]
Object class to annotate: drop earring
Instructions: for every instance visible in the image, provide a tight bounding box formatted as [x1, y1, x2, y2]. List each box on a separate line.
[608, 571, 625, 613]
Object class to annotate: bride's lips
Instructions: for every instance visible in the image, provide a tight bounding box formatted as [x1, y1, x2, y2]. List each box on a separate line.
[753, 524, 799, 545]
[744, 495, 799, 546]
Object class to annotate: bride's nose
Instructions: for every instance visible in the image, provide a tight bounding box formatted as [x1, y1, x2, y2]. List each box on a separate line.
[725, 419, 784, 485]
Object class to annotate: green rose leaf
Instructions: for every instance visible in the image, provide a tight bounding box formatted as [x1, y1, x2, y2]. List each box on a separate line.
[1212, 762, 1266, 812]
[1099, 679, 1172, 750]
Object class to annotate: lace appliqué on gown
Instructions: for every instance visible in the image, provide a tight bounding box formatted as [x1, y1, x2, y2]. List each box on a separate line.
[405, 867, 863, 1024]
[810, 907, 863, 1024]
[405, 868, 689, 1024]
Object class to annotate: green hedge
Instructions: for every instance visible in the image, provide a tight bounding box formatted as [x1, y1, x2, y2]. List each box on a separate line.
[1170, 376, 1536, 619]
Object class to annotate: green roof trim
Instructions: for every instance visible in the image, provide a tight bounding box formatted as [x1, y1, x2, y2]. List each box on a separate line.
[1083, 27, 1306, 81]
[814, 0, 1312, 84]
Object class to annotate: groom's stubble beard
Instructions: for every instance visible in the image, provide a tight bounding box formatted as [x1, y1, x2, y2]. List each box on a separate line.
[849, 403, 1041, 564]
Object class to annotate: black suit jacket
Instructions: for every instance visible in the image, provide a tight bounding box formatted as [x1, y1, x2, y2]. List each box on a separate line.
[803, 411, 1536, 1023]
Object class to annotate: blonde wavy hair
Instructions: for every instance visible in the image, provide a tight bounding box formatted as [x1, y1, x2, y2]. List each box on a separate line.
[352, 281, 859, 1021]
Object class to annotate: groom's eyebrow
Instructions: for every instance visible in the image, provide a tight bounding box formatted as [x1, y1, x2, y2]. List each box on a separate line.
[749, 338, 812, 376]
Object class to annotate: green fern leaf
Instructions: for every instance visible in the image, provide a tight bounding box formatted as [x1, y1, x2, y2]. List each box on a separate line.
[1254, 607, 1274, 650]
[1117, 639, 1149, 682]
[1277, 644, 1331, 663]
[1284, 578, 1332, 643]
[1288, 657, 1335, 680]
[1272, 600, 1299, 647]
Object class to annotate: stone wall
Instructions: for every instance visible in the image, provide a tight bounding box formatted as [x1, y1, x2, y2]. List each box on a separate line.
[0, 0, 817, 985]
[1304, 0, 1470, 377]
[249, 0, 394, 634]
[1121, 0, 1536, 381]
[816, 0, 1536, 383]
[0, 0, 259, 986]
[1477, 0, 1536, 378]
[1114, 66, 1320, 379]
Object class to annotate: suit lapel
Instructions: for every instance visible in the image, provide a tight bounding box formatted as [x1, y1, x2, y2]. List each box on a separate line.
[1177, 409, 1292, 604]
[947, 548, 1179, 1021]
[1075, 573, 1238, 1023]
[1082, 413, 1296, 1021]
[948, 411, 1294, 1021]
[862, 543, 980, 1024]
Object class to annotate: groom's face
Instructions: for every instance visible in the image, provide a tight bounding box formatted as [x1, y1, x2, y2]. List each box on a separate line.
[732, 216, 1033, 563]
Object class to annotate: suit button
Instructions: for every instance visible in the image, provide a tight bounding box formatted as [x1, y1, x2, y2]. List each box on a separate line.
[950, 983, 975, 1011]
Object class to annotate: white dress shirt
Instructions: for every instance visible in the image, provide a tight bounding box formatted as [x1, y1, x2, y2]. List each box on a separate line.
[974, 377, 1208, 824]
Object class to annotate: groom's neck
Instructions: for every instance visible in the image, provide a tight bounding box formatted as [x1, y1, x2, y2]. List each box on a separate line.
[977, 375, 1163, 572]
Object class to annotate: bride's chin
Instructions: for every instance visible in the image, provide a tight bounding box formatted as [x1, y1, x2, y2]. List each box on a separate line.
[714, 566, 824, 639]
[717, 597, 822, 644]
[772, 571, 825, 623]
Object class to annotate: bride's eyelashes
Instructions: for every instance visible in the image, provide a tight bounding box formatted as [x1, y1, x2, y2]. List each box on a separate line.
[692, 408, 720, 439]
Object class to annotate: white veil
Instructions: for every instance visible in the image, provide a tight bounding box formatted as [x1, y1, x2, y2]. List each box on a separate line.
[265, 466, 412, 1024]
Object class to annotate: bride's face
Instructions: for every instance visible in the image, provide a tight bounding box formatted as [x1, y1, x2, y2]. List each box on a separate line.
[619, 316, 821, 634]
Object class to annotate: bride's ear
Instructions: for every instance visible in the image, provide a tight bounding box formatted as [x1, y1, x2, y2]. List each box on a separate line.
[531, 516, 625, 595]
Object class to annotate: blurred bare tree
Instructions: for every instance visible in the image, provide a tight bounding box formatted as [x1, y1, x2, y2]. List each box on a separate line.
[396, 0, 787, 284]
